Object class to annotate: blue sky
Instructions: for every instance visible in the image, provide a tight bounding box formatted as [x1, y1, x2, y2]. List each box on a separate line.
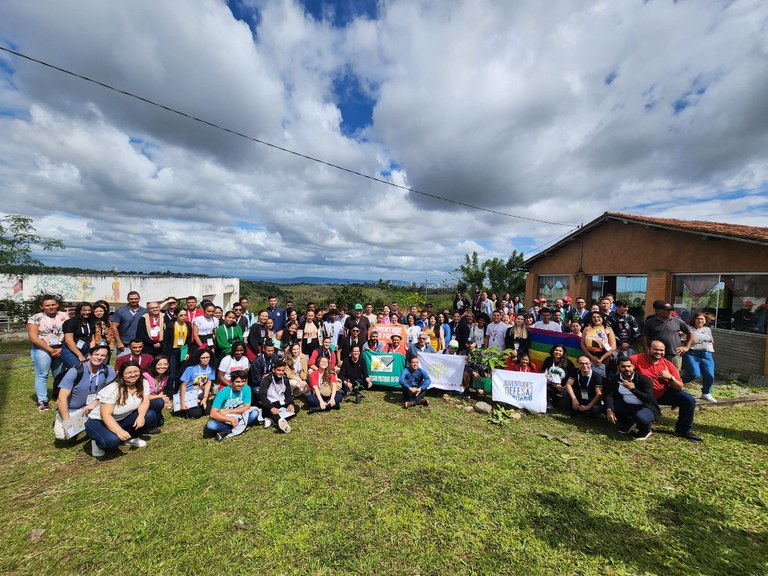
[0, 0, 767, 282]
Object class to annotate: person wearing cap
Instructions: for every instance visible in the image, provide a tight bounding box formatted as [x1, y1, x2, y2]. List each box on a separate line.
[407, 331, 436, 362]
[561, 296, 576, 321]
[344, 303, 371, 341]
[442, 339, 460, 355]
[399, 356, 432, 408]
[642, 301, 691, 371]
[630, 342, 703, 441]
[385, 333, 406, 355]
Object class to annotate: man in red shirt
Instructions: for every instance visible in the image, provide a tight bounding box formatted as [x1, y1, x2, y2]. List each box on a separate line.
[630, 341, 703, 442]
[114, 339, 154, 372]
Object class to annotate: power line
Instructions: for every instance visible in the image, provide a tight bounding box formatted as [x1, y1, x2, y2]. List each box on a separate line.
[0, 45, 579, 228]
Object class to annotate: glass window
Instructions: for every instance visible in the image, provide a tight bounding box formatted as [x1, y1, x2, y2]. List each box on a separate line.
[616, 276, 647, 309]
[537, 275, 570, 301]
[672, 274, 767, 334]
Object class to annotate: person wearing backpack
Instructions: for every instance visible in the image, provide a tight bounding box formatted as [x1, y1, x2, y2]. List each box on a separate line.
[53, 345, 114, 441]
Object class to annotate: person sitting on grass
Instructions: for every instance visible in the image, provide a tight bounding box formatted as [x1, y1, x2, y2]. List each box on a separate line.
[204, 370, 261, 441]
[603, 356, 659, 441]
[511, 351, 538, 373]
[177, 348, 216, 418]
[337, 344, 373, 403]
[54, 345, 114, 441]
[307, 356, 343, 413]
[216, 341, 250, 391]
[143, 355, 171, 428]
[540, 344, 576, 410]
[259, 360, 299, 433]
[284, 342, 309, 397]
[399, 356, 431, 408]
[85, 360, 159, 458]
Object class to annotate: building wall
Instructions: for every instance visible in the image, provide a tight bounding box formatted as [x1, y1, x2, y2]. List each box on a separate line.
[0, 274, 239, 309]
[713, 329, 767, 379]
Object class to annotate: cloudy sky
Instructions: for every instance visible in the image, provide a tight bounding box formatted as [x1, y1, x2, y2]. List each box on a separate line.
[1, 0, 767, 282]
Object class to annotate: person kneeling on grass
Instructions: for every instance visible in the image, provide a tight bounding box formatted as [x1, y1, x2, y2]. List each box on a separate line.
[85, 360, 159, 458]
[307, 356, 343, 413]
[204, 370, 262, 441]
[399, 356, 431, 408]
[259, 360, 299, 433]
[603, 356, 660, 441]
[54, 345, 114, 441]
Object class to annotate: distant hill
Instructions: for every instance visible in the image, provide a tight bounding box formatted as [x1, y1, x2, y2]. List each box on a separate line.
[243, 276, 414, 286]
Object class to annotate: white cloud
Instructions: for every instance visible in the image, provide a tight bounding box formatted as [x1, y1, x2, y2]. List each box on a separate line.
[0, 0, 766, 282]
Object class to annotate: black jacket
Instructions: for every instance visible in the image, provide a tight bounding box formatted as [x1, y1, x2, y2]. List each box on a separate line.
[603, 372, 660, 418]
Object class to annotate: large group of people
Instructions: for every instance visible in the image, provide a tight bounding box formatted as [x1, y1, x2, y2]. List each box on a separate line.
[28, 288, 716, 457]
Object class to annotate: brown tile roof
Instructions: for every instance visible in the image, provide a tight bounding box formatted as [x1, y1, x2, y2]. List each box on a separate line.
[524, 211, 768, 266]
[606, 212, 768, 243]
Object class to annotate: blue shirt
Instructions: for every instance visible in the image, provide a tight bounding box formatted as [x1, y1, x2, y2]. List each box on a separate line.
[399, 367, 431, 390]
[58, 364, 115, 411]
[267, 306, 286, 332]
[112, 305, 147, 342]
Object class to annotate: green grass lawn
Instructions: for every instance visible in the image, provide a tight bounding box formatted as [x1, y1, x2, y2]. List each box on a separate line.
[0, 348, 766, 576]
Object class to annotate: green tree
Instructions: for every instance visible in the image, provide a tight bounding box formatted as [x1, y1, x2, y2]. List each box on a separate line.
[483, 250, 526, 297]
[0, 214, 64, 269]
[454, 251, 486, 293]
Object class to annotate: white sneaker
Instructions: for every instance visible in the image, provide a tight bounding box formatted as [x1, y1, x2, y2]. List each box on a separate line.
[91, 440, 105, 457]
[124, 437, 147, 448]
[277, 418, 291, 433]
[701, 393, 717, 403]
[263, 418, 272, 429]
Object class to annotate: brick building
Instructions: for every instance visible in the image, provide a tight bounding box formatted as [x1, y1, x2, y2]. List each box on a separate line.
[523, 212, 768, 378]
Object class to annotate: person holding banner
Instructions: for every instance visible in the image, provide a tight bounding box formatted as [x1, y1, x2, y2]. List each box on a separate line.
[603, 356, 659, 440]
[399, 356, 432, 408]
[408, 332, 436, 361]
[581, 311, 617, 378]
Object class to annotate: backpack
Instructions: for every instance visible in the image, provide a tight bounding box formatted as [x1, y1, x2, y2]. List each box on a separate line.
[52, 362, 110, 400]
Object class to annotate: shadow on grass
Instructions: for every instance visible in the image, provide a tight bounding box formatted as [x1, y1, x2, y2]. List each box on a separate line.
[525, 490, 767, 576]
[686, 421, 768, 446]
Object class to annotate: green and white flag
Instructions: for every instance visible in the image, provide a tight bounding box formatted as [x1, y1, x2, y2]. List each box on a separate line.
[417, 352, 466, 392]
[363, 350, 406, 388]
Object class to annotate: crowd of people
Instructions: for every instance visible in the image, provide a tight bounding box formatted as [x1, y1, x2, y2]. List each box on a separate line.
[27, 288, 714, 456]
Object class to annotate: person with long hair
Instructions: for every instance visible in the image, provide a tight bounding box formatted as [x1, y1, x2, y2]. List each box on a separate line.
[143, 355, 170, 427]
[512, 352, 538, 373]
[436, 312, 451, 351]
[284, 342, 309, 396]
[91, 300, 115, 355]
[162, 307, 192, 388]
[61, 301, 95, 369]
[404, 313, 421, 348]
[504, 313, 530, 355]
[178, 348, 216, 418]
[306, 356, 343, 413]
[191, 302, 219, 355]
[540, 344, 577, 410]
[683, 312, 717, 402]
[217, 341, 250, 391]
[85, 360, 159, 457]
[581, 311, 617, 378]
[300, 309, 321, 356]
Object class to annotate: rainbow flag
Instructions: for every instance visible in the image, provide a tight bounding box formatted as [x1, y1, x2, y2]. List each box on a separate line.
[527, 328, 582, 369]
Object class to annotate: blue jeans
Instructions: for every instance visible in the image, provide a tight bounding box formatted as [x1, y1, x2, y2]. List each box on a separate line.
[204, 408, 261, 434]
[306, 392, 344, 410]
[61, 343, 90, 370]
[682, 350, 715, 394]
[149, 397, 166, 427]
[614, 397, 657, 434]
[31, 346, 64, 403]
[657, 388, 696, 434]
[85, 408, 159, 451]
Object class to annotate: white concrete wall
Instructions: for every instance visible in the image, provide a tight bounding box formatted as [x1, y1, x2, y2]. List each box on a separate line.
[0, 273, 239, 309]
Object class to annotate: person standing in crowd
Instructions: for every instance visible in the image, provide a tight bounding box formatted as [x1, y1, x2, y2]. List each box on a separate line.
[399, 356, 432, 408]
[136, 301, 165, 357]
[643, 300, 691, 372]
[266, 295, 286, 333]
[323, 308, 344, 351]
[185, 295, 203, 322]
[215, 310, 243, 358]
[453, 291, 469, 314]
[300, 309, 321, 356]
[485, 310, 509, 349]
[603, 356, 660, 440]
[85, 360, 159, 458]
[192, 302, 219, 355]
[91, 301, 115, 357]
[504, 313, 530, 355]
[162, 308, 192, 387]
[162, 296, 178, 324]
[631, 342, 703, 442]
[54, 345, 114, 440]
[581, 311, 616, 378]
[111, 291, 147, 358]
[533, 307, 562, 332]
[385, 333, 406, 355]
[344, 304, 371, 341]
[61, 301, 94, 369]
[683, 312, 717, 403]
[607, 300, 640, 357]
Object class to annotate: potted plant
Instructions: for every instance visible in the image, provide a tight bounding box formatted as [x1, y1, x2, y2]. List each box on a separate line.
[466, 346, 516, 394]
